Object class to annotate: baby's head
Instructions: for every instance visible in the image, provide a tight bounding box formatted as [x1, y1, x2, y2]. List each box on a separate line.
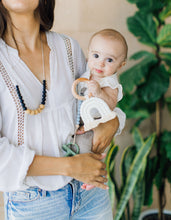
[88, 29, 128, 78]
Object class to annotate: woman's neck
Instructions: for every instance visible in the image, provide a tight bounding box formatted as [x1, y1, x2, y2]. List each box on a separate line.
[4, 12, 41, 52]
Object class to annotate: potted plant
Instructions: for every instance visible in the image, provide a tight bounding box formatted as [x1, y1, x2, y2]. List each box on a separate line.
[105, 0, 171, 219]
[105, 129, 156, 220]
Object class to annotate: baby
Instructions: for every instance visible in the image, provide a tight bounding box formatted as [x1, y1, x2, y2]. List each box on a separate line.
[73, 29, 128, 190]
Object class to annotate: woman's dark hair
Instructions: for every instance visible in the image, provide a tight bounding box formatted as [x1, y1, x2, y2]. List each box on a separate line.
[38, 0, 55, 32]
[0, 0, 55, 38]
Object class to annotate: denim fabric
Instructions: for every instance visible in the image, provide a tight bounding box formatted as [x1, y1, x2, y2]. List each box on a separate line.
[4, 179, 113, 220]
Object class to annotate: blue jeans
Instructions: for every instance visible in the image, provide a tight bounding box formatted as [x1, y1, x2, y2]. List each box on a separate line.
[4, 179, 113, 220]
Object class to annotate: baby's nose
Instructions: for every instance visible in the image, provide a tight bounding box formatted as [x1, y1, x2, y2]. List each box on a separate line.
[98, 60, 105, 67]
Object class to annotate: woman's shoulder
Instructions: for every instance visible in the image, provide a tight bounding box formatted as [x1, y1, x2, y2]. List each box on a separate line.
[46, 31, 81, 50]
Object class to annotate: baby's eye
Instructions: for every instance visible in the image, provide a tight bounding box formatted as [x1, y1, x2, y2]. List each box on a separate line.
[93, 54, 99, 58]
[107, 58, 113, 63]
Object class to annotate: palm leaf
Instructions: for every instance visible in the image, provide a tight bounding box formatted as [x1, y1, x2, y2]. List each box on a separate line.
[113, 133, 156, 220]
[132, 127, 144, 150]
[132, 179, 145, 220]
[105, 142, 119, 211]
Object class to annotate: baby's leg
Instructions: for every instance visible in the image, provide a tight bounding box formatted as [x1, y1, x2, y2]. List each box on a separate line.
[75, 130, 93, 154]
[75, 130, 96, 190]
[76, 131, 107, 190]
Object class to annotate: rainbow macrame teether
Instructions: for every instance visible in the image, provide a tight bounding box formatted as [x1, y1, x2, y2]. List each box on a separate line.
[72, 78, 116, 131]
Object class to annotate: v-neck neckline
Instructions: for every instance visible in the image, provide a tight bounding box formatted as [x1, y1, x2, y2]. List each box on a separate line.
[2, 32, 52, 93]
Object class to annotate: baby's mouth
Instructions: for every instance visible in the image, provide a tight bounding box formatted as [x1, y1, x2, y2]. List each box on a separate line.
[95, 69, 103, 73]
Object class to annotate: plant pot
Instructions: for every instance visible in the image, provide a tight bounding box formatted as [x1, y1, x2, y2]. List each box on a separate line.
[139, 209, 171, 220]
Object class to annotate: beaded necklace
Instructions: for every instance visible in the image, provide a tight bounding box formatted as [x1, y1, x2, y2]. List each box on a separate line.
[7, 35, 47, 115]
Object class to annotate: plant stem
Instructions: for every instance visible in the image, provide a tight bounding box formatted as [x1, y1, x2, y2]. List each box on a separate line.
[156, 101, 161, 137]
[156, 100, 164, 220]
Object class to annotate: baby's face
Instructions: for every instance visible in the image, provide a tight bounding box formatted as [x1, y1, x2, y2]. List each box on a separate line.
[88, 35, 126, 78]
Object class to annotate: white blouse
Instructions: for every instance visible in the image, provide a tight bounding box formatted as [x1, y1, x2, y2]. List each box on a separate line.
[0, 31, 125, 192]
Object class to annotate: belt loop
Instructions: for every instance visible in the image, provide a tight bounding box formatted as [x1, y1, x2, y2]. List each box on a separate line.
[42, 190, 47, 197]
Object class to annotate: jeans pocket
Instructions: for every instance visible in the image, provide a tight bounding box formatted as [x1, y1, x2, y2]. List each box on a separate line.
[8, 188, 40, 203]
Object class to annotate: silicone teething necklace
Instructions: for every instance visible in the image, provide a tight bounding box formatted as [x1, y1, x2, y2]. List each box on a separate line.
[7, 35, 47, 115]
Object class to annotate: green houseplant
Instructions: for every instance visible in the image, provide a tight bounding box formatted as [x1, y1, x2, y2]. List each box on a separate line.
[106, 0, 171, 219]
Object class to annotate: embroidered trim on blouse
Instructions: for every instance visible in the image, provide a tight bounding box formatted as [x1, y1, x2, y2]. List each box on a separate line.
[0, 61, 25, 146]
[60, 34, 75, 80]
[0, 35, 74, 147]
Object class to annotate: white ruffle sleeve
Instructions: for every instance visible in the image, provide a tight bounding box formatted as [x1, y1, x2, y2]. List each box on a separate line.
[114, 107, 126, 136]
[0, 112, 35, 192]
[99, 74, 123, 102]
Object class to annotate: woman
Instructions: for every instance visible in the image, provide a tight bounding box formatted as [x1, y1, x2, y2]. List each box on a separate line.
[0, 0, 125, 219]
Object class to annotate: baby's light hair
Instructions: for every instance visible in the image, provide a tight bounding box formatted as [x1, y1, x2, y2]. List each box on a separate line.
[89, 29, 128, 60]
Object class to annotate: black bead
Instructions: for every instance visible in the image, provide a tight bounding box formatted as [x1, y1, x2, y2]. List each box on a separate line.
[15, 81, 47, 114]
[43, 80, 46, 86]
[21, 102, 26, 107]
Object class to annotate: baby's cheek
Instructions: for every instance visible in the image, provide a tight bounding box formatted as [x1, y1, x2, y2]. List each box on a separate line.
[88, 60, 95, 69]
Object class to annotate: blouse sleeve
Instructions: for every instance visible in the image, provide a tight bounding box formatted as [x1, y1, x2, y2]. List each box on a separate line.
[0, 112, 35, 192]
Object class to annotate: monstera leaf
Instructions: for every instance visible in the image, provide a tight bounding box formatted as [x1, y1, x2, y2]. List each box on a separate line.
[127, 0, 164, 12]
[159, 2, 171, 21]
[127, 11, 157, 48]
[157, 24, 171, 47]
[160, 52, 171, 66]
[120, 53, 157, 93]
[160, 52, 171, 74]
[130, 50, 155, 60]
[165, 97, 171, 115]
[161, 131, 171, 160]
[138, 64, 170, 103]
[118, 92, 155, 121]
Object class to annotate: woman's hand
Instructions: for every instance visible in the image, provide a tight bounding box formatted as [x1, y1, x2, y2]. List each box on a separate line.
[92, 117, 119, 153]
[67, 153, 108, 190]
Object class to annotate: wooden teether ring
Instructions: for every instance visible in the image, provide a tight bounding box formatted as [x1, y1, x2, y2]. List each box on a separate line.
[72, 78, 92, 100]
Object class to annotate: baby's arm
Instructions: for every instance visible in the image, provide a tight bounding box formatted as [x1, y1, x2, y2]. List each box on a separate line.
[87, 80, 118, 110]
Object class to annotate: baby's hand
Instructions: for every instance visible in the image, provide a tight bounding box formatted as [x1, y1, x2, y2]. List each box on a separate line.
[87, 80, 101, 97]
[76, 126, 85, 135]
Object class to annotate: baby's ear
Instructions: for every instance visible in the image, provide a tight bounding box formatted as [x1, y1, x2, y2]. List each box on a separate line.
[121, 61, 126, 67]
[118, 61, 126, 70]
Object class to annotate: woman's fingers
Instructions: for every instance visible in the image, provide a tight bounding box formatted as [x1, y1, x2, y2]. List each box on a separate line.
[93, 182, 109, 190]
[92, 118, 119, 153]
[95, 175, 108, 183]
[99, 169, 107, 177]
[69, 153, 108, 190]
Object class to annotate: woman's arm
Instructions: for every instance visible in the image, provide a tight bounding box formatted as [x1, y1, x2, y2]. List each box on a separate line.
[27, 153, 108, 190]
[92, 116, 119, 153]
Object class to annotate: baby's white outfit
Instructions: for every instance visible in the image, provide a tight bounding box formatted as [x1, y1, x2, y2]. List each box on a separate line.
[80, 70, 123, 102]
[75, 70, 124, 154]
